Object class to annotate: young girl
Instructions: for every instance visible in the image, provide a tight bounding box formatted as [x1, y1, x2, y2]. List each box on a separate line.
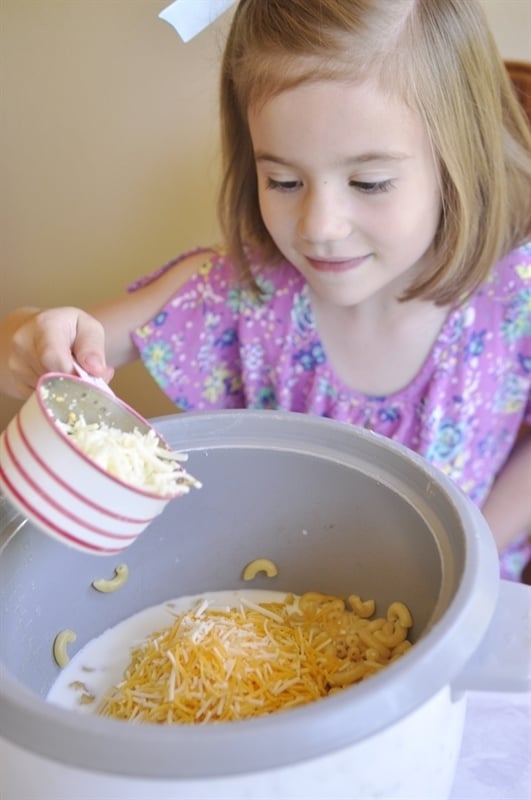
[1, 0, 530, 580]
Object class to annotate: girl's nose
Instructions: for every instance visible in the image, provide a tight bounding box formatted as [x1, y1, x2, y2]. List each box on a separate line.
[297, 186, 351, 243]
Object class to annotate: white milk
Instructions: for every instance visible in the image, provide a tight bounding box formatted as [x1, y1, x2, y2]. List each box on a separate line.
[47, 589, 293, 713]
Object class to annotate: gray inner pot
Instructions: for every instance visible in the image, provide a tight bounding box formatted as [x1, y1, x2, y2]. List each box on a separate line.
[0, 410, 498, 779]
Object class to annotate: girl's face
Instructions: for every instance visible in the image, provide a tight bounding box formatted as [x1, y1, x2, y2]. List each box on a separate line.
[248, 79, 442, 308]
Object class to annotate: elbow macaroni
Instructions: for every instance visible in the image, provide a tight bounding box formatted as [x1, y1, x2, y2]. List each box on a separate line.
[91, 564, 129, 593]
[348, 594, 375, 618]
[242, 558, 278, 580]
[53, 629, 77, 668]
[387, 601, 413, 628]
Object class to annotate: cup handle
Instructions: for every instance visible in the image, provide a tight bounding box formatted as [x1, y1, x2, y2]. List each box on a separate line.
[451, 580, 531, 695]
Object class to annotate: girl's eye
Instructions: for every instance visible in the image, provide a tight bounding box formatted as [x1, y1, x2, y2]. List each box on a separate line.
[266, 177, 301, 192]
[350, 179, 394, 194]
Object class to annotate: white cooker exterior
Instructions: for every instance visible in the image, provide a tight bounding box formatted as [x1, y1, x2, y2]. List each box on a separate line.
[0, 688, 466, 800]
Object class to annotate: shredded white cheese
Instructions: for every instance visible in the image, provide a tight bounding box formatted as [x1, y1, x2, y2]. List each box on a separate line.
[57, 415, 201, 496]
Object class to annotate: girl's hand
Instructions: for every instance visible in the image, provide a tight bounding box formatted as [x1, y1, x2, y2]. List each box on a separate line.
[6, 307, 114, 399]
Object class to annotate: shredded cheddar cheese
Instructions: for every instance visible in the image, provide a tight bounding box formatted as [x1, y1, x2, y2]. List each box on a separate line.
[97, 592, 413, 724]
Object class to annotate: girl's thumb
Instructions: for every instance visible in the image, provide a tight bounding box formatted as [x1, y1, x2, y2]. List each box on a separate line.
[73, 314, 114, 382]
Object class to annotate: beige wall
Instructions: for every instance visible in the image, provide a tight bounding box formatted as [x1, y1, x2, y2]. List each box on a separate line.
[1, 0, 530, 431]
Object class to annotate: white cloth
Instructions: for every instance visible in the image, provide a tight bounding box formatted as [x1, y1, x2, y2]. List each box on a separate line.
[450, 691, 531, 800]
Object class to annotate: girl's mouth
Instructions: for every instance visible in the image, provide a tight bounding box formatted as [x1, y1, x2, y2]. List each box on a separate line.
[305, 255, 370, 274]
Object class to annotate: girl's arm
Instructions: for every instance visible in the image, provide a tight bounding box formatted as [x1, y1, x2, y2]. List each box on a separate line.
[481, 431, 531, 553]
[0, 250, 210, 399]
[89, 250, 208, 368]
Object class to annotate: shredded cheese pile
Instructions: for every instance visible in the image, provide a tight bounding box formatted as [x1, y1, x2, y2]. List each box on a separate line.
[58, 415, 201, 496]
[97, 592, 413, 724]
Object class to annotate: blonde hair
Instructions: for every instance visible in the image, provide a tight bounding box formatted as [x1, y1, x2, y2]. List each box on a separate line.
[218, 0, 531, 304]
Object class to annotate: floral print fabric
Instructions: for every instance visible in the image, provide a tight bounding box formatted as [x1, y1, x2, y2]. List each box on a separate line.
[130, 243, 531, 580]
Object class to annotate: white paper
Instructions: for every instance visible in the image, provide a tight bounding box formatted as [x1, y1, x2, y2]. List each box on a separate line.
[159, 0, 235, 43]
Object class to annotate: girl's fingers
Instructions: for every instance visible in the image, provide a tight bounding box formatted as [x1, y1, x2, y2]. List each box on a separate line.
[72, 312, 113, 380]
[9, 308, 112, 391]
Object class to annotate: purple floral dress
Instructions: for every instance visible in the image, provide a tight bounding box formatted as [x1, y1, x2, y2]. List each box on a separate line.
[130, 243, 531, 581]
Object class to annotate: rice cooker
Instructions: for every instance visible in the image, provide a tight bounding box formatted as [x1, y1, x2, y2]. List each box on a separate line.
[0, 410, 529, 800]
